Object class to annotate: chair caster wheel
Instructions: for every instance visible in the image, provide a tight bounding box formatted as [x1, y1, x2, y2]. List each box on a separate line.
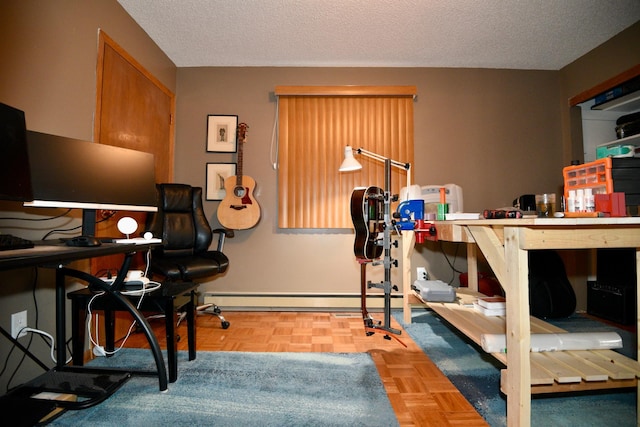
[221, 321, 230, 329]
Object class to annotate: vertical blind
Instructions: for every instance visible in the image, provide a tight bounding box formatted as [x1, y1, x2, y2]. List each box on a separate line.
[276, 86, 415, 229]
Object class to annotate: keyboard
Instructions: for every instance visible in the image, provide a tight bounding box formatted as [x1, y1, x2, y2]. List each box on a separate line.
[0, 234, 35, 251]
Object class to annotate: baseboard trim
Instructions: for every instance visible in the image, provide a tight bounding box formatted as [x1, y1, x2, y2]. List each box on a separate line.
[203, 292, 403, 312]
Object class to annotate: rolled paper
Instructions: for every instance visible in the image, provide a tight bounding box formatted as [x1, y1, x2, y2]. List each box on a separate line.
[480, 332, 623, 353]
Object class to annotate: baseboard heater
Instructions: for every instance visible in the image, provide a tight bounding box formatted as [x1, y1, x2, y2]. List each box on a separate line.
[203, 292, 404, 311]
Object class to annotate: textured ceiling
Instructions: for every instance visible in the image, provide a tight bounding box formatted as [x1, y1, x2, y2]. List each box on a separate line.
[118, 0, 640, 70]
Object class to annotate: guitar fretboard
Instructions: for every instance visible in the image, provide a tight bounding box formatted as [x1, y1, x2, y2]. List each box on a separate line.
[236, 123, 248, 186]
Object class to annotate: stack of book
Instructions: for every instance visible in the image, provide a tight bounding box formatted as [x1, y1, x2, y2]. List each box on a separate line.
[473, 296, 506, 316]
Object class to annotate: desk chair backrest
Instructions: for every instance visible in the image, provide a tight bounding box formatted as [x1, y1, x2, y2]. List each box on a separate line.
[147, 183, 212, 257]
[144, 183, 231, 329]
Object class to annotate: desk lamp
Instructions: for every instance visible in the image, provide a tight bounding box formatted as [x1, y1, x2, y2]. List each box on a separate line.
[340, 145, 410, 341]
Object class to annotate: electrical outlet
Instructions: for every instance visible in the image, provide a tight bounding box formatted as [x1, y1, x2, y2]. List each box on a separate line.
[416, 267, 428, 281]
[11, 310, 27, 339]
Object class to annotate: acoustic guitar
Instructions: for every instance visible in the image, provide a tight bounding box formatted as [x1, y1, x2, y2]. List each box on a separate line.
[350, 186, 384, 260]
[217, 123, 261, 229]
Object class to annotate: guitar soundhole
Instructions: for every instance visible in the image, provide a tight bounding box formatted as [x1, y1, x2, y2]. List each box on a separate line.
[233, 186, 246, 197]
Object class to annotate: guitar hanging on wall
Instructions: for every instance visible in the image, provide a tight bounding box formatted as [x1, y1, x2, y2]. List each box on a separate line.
[217, 122, 261, 229]
[350, 186, 384, 260]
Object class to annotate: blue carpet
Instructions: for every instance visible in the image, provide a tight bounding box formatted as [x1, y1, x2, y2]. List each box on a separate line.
[394, 308, 636, 427]
[49, 350, 398, 426]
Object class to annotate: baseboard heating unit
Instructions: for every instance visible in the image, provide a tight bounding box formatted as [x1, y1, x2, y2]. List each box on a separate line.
[203, 292, 403, 311]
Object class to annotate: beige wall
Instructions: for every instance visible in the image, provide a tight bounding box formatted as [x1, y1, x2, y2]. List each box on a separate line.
[0, 0, 176, 140]
[0, 0, 176, 393]
[561, 21, 640, 104]
[175, 67, 564, 299]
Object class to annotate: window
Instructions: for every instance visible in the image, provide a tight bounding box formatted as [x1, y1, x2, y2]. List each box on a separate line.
[276, 86, 415, 228]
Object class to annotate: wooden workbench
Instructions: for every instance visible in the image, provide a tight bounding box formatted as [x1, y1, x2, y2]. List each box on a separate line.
[402, 217, 640, 426]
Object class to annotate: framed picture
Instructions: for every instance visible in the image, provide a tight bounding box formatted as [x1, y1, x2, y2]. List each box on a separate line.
[207, 115, 238, 152]
[206, 162, 236, 200]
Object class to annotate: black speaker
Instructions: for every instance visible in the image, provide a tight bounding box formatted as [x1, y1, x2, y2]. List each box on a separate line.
[587, 249, 636, 325]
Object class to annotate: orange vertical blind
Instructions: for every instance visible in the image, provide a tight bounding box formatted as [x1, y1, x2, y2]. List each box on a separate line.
[276, 86, 415, 229]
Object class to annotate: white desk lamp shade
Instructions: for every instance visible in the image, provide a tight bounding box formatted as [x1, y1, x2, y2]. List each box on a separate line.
[117, 216, 138, 237]
[339, 146, 363, 171]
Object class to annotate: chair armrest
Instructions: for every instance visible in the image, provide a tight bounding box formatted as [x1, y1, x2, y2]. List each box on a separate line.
[212, 228, 234, 252]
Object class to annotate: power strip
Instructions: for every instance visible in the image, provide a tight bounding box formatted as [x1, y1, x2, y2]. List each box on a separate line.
[122, 277, 150, 288]
[95, 269, 162, 297]
[100, 270, 147, 286]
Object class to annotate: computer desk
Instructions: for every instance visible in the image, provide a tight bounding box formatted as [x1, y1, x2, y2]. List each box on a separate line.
[0, 241, 167, 417]
[402, 217, 640, 427]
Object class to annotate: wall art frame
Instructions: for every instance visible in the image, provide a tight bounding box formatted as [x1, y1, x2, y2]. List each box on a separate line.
[206, 162, 236, 200]
[207, 114, 238, 152]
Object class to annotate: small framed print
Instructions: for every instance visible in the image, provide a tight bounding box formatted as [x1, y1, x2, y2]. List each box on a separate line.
[206, 162, 236, 200]
[207, 115, 238, 152]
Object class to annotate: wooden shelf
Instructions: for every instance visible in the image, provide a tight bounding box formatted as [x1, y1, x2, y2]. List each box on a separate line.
[595, 129, 640, 160]
[592, 90, 640, 113]
[413, 288, 640, 395]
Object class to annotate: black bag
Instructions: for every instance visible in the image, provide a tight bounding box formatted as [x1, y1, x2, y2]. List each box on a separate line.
[616, 111, 640, 139]
[528, 250, 576, 318]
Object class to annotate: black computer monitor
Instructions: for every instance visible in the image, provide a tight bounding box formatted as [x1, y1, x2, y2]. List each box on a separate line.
[0, 102, 158, 237]
[0, 102, 33, 201]
[24, 131, 158, 236]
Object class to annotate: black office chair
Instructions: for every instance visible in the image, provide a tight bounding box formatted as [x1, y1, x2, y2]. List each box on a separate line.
[146, 183, 233, 329]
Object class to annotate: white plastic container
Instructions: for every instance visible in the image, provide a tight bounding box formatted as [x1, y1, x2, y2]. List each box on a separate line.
[567, 189, 576, 212]
[575, 189, 584, 212]
[584, 188, 595, 212]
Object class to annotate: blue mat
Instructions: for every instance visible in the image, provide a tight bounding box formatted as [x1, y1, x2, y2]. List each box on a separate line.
[49, 350, 398, 426]
[395, 309, 636, 427]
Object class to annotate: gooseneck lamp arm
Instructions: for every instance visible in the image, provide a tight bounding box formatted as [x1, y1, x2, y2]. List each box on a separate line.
[339, 146, 411, 199]
[355, 147, 410, 172]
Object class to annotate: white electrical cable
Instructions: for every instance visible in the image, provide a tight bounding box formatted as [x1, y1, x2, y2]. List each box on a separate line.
[87, 291, 141, 357]
[88, 291, 106, 355]
[87, 252, 161, 356]
[143, 248, 151, 277]
[119, 280, 161, 296]
[20, 327, 71, 364]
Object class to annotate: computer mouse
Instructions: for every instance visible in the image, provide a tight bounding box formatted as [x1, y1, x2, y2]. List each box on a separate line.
[65, 236, 102, 247]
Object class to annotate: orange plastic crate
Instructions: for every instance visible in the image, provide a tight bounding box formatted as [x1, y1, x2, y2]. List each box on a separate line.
[563, 158, 613, 201]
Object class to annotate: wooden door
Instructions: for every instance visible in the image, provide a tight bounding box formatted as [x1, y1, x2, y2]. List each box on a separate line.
[95, 31, 174, 182]
[90, 31, 175, 344]
[92, 31, 174, 258]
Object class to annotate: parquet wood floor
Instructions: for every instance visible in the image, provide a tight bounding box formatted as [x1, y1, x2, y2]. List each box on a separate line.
[122, 311, 488, 426]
